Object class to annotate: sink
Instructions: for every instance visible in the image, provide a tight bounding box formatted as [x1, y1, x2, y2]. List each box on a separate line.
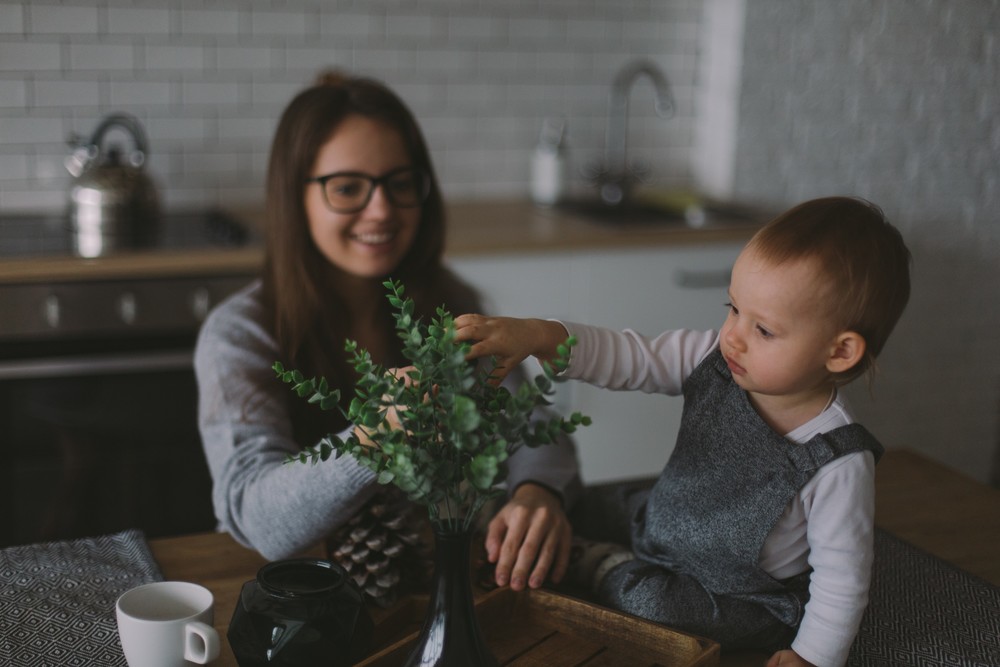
[556, 197, 765, 229]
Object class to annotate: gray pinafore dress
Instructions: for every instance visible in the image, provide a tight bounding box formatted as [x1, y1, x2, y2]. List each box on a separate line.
[572, 349, 883, 650]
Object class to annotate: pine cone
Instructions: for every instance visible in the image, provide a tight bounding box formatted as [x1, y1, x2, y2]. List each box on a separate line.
[326, 490, 430, 607]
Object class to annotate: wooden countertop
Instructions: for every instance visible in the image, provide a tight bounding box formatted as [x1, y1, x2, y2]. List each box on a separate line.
[149, 449, 999, 667]
[0, 199, 761, 284]
[444, 199, 761, 258]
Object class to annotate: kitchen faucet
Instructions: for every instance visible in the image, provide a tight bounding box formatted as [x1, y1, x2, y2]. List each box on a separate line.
[597, 59, 675, 206]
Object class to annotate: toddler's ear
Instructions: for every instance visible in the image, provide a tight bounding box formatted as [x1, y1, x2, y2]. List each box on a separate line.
[827, 331, 866, 374]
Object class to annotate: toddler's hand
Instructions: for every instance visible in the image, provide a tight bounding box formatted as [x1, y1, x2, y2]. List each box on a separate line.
[765, 649, 815, 667]
[454, 314, 568, 384]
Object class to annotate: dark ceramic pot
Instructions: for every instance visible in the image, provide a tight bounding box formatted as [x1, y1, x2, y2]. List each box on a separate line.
[228, 558, 373, 667]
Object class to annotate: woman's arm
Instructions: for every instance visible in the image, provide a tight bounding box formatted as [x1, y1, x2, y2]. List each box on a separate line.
[194, 286, 379, 560]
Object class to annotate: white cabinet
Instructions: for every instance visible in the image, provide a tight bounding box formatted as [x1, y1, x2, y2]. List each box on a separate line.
[448, 240, 744, 483]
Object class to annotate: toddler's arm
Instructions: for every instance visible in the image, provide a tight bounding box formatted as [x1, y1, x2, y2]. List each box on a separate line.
[454, 314, 569, 383]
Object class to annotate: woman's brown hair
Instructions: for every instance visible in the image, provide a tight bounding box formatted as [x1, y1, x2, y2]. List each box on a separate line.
[260, 69, 477, 441]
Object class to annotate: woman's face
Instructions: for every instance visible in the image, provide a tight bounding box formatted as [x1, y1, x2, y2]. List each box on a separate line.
[305, 114, 421, 280]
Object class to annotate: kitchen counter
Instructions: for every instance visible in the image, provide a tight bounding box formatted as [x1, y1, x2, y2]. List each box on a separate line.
[444, 199, 763, 257]
[0, 199, 763, 284]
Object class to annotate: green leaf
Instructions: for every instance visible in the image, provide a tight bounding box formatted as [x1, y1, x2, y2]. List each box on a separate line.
[449, 395, 480, 434]
[467, 454, 498, 491]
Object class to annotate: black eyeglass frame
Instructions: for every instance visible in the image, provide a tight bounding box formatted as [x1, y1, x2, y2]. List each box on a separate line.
[305, 166, 431, 214]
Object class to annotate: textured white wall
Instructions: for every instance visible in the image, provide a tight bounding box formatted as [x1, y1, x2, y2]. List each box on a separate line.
[0, 0, 703, 213]
[731, 1, 1000, 484]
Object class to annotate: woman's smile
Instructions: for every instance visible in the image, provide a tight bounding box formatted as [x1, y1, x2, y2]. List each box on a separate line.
[349, 227, 398, 247]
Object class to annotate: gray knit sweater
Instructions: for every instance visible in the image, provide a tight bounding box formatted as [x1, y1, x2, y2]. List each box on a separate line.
[194, 280, 581, 560]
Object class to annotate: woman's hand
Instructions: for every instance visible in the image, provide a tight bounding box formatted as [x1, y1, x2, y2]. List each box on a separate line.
[453, 314, 568, 384]
[484, 483, 572, 591]
[765, 649, 815, 667]
[353, 366, 418, 447]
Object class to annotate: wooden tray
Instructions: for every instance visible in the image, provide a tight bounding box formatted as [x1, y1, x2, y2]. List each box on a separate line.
[357, 587, 719, 667]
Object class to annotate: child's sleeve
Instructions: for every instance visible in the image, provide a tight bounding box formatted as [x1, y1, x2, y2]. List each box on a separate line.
[556, 322, 718, 395]
[791, 451, 876, 666]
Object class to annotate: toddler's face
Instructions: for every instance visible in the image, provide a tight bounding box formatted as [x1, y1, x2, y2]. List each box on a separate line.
[720, 246, 843, 404]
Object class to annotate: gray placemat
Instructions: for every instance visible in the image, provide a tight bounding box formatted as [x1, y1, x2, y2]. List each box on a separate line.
[0, 529, 163, 667]
[848, 528, 1000, 666]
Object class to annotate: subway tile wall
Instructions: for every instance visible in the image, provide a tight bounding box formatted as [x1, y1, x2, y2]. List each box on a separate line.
[0, 0, 703, 213]
[732, 0, 1000, 483]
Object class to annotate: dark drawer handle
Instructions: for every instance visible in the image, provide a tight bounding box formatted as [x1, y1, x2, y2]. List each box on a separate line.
[0, 350, 192, 380]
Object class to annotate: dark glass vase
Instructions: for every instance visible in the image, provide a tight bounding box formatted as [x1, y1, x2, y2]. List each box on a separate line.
[402, 525, 499, 667]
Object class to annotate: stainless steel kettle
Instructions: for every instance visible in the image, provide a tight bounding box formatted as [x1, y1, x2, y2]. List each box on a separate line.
[65, 113, 160, 257]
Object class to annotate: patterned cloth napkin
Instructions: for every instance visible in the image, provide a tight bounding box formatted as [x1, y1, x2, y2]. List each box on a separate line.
[0, 529, 163, 667]
[848, 528, 1000, 666]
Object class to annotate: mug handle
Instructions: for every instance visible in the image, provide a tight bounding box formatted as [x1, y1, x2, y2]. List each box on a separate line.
[184, 621, 221, 664]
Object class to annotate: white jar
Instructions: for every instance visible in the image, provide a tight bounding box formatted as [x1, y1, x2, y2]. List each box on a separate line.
[529, 117, 567, 206]
[530, 147, 565, 206]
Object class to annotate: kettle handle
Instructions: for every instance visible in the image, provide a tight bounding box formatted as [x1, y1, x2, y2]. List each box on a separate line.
[67, 113, 150, 176]
[89, 112, 150, 167]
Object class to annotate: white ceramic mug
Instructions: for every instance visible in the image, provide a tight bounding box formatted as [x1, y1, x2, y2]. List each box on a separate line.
[116, 581, 221, 667]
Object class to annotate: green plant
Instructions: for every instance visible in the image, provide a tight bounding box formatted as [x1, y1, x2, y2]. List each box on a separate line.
[275, 279, 591, 532]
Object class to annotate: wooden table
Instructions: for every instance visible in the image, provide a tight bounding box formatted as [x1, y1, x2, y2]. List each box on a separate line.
[150, 536, 717, 666]
[149, 449, 1000, 666]
[872, 448, 999, 585]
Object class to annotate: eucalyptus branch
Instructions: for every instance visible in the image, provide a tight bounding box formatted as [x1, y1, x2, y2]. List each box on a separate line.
[275, 278, 591, 531]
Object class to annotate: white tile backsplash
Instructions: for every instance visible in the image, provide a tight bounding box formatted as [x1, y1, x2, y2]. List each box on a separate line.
[68, 43, 135, 71]
[107, 7, 172, 35]
[34, 80, 101, 108]
[109, 80, 173, 107]
[179, 9, 241, 37]
[0, 79, 27, 107]
[0, 42, 62, 71]
[0, 5, 24, 33]
[28, 4, 100, 35]
[0, 0, 700, 211]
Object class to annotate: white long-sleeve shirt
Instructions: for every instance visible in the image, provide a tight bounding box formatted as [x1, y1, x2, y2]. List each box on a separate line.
[561, 323, 874, 667]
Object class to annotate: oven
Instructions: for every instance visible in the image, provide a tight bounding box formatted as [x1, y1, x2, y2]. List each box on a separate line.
[0, 210, 259, 548]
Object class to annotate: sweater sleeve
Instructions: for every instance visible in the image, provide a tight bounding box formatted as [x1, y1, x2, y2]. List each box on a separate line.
[194, 284, 379, 560]
[790, 451, 876, 667]
[558, 322, 719, 395]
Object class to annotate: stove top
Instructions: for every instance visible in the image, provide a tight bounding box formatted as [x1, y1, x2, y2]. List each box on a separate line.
[0, 209, 255, 260]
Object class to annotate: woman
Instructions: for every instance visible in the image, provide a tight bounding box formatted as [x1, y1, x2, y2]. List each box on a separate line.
[194, 70, 581, 592]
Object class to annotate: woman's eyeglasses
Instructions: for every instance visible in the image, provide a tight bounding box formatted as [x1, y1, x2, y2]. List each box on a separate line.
[306, 167, 430, 214]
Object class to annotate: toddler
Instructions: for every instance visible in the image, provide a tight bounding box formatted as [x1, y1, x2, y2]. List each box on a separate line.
[455, 197, 911, 667]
